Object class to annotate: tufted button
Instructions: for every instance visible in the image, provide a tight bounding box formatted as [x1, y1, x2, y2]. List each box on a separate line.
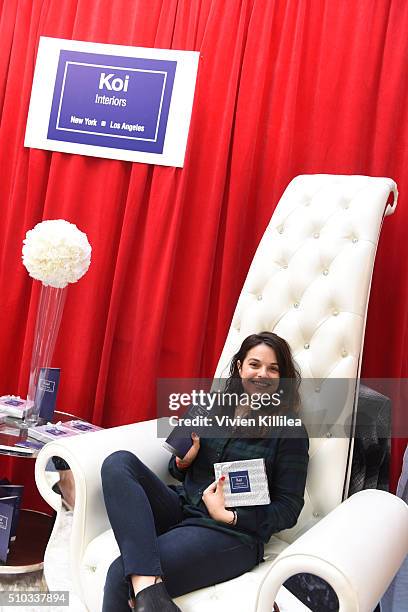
[90, 566, 97, 573]
[293, 302, 299, 308]
[352, 237, 358, 243]
[313, 512, 320, 518]
[341, 349, 348, 357]
[315, 386, 320, 393]
[304, 343, 310, 349]
[322, 269, 329, 276]
[282, 264, 288, 269]
[326, 432, 332, 438]
[257, 294, 263, 301]
[313, 232, 320, 239]
[277, 226, 284, 234]
[333, 309, 339, 316]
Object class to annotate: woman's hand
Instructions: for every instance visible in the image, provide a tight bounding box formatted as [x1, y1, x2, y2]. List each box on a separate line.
[175, 432, 200, 469]
[202, 477, 235, 524]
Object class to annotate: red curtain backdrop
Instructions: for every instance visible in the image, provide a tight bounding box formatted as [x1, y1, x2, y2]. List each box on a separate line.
[0, 0, 407, 498]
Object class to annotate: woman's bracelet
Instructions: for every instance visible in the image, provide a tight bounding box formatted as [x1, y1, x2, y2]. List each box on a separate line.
[227, 509, 237, 526]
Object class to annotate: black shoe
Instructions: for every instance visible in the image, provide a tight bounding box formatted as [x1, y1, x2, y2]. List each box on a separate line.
[52, 483, 74, 511]
[133, 581, 181, 612]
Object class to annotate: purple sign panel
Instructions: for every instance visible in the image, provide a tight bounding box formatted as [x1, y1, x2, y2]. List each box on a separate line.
[47, 50, 177, 154]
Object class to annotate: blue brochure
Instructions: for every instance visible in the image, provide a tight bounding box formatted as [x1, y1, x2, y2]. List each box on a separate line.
[163, 404, 210, 458]
[0, 496, 17, 562]
[0, 485, 23, 540]
[34, 367, 60, 421]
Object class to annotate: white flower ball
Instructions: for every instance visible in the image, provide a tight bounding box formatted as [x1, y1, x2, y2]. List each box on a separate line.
[22, 220, 92, 288]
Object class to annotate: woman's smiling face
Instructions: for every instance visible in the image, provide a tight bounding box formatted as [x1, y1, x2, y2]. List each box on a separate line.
[237, 343, 280, 396]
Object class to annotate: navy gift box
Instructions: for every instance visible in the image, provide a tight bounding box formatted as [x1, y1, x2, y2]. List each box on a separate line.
[0, 485, 23, 541]
[0, 496, 17, 562]
[34, 367, 60, 421]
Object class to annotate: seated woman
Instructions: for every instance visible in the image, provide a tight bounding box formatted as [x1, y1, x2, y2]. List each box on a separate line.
[101, 332, 309, 612]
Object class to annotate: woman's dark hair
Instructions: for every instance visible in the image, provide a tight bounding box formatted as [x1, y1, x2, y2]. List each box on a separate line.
[224, 331, 301, 413]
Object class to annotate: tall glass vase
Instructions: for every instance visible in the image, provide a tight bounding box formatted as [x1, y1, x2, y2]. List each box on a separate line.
[25, 284, 67, 425]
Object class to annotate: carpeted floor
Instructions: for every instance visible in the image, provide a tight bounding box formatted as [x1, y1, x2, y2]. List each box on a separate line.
[0, 505, 86, 612]
[0, 570, 47, 590]
[0, 571, 52, 612]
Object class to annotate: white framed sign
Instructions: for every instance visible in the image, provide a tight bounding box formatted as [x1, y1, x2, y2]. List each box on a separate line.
[25, 37, 199, 167]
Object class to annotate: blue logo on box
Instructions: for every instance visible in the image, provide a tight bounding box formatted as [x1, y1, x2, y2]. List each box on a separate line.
[47, 50, 177, 154]
[4, 399, 24, 406]
[39, 379, 55, 393]
[0, 514, 8, 530]
[229, 470, 251, 493]
[71, 422, 93, 431]
[45, 427, 69, 437]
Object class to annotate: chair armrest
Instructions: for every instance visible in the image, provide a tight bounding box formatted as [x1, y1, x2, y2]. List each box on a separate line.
[257, 490, 408, 612]
[35, 419, 170, 594]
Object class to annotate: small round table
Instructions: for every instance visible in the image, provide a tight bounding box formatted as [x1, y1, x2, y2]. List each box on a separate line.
[0, 410, 76, 574]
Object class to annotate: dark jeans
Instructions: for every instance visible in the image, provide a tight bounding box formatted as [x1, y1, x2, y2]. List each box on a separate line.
[52, 456, 70, 470]
[101, 450, 263, 612]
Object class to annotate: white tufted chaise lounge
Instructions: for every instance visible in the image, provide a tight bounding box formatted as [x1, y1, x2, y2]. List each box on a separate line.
[35, 175, 408, 612]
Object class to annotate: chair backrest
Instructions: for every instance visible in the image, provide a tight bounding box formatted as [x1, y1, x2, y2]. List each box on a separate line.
[214, 174, 397, 543]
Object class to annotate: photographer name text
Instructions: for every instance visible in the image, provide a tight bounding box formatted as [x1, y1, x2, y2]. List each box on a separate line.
[168, 414, 302, 428]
